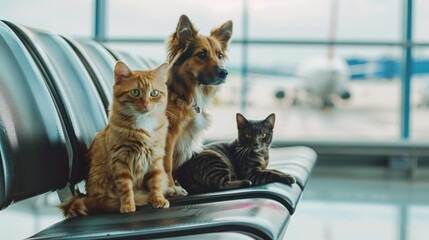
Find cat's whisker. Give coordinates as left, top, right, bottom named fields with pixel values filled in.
left=240, top=147, right=251, bottom=160
left=239, top=149, right=247, bottom=160
left=235, top=146, right=245, bottom=160
left=121, top=114, right=131, bottom=121
left=245, top=147, right=252, bottom=157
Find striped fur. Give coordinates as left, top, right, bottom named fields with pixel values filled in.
left=60, top=62, right=171, bottom=217
left=177, top=113, right=296, bottom=194
left=163, top=15, right=233, bottom=196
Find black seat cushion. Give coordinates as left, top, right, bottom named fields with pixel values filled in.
left=6, top=22, right=108, bottom=184
left=28, top=199, right=290, bottom=240
left=64, top=37, right=116, bottom=111
left=269, top=146, right=317, bottom=189
left=169, top=182, right=302, bottom=214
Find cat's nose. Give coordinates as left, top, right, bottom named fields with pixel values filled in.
left=141, top=104, right=149, bottom=112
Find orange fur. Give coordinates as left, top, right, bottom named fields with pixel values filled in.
left=60, top=62, right=171, bottom=217
left=164, top=15, right=233, bottom=195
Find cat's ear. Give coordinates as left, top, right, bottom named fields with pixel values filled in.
left=211, top=20, right=233, bottom=50
left=176, top=15, right=197, bottom=46
left=114, top=61, right=133, bottom=84
left=236, top=113, right=248, bottom=129
left=152, top=63, right=168, bottom=83
left=263, top=113, right=276, bottom=129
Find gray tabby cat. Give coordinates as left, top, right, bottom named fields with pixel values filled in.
left=177, top=113, right=296, bottom=194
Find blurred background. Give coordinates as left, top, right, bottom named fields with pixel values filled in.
left=1, top=0, right=429, bottom=239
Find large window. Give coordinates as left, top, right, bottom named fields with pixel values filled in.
left=247, top=0, right=401, bottom=41
left=1, top=0, right=426, bottom=142
left=415, top=0, right=429, bottom=42
left=104, top=0, right=422, bottom=141
left=107, top=0, right=243, bottom=39
left=0, top=1, right=428, bottom=240
left=0, top=0, right=93, bottom=37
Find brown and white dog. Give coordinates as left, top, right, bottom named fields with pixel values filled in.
left=164, top=15, right=233, bottom=195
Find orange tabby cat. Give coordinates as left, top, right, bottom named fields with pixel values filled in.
left=60, top=61, right=171, bottom=217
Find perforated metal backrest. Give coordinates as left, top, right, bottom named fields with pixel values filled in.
left=0, top=22, right=71, bottom=209
left=5, top=22, right=108, bottom=184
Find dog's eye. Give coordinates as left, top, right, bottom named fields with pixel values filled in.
left=197, top=51, right=207, bottom=59
left=218, top=52, right=223, bottom=60
left=130, top=89, right=141, bottom=97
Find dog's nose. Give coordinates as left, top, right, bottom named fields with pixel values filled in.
left=217, top=67, right=228, bottom=79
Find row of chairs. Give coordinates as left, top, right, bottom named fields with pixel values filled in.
left=0, top=20, right=317, bottom=239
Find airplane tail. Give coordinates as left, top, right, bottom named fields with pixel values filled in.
left=59, top=191, right=150, bottom=218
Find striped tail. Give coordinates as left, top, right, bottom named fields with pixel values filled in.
left=59, top=191, right=150, bottom=218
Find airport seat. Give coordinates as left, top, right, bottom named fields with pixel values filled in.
left=63, top=37, right=117, bottom=112
left=0, top=20, right=317, bottom=239
left=269, top=146, right=317, bottom=189
left=4, top=21, right=108, bottom=185
left=64, top=37, right=160, bottom=111
left=28, top=198, right=289, bottom=240
left=169, top=181, right=302, bottom=214
left=106, top=47, right=154, bottom=69
left=0, top=21, right=70, bottom=209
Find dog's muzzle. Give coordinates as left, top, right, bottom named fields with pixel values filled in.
left=211, top=66, right=228, bottom=85
left=217, top=67, right=228, bottom=79
left=197, top=66, right=229, bottom=85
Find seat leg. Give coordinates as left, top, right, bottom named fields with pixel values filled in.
left=56, top=184, right=79, bottom=203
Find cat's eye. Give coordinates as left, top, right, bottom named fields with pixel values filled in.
left=150, top=89, right=160, bottom=97
left=245, top=134, right=252, bottom=139
left=197, top=51, right=207, bottom=59
left=218, top=52, right=223, bottom=60
left=261, top=133, right=267, bottom=139
left=130, top=89, right=141, bottom=97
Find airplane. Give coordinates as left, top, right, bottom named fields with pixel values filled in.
left=290, top=55, right=352, bottom=107
left=286, top=0, right=352, bottom=108
left=218, top=0, right=353, bottom=109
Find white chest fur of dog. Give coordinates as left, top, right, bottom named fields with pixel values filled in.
left=173, top=86, right=213, bottom=170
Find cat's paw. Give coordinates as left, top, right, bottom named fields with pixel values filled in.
left=166, top=185, right=188, bottom=197
left=241, top=180, right=252, bottom=187
left=120, top=202, right=136, bottom=213
left=283, top=174, right=296, bottom=184
left=165, top=187, right=176, bottom=197
left=151, top=197, right=170, bottom=209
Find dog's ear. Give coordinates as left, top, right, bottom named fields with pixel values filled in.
left=211, top=20, right=233, bottom=50
left=176, top=15, right=197, bottom=45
